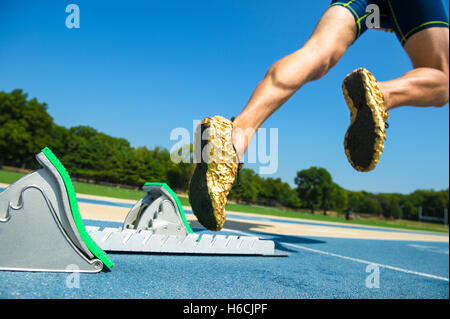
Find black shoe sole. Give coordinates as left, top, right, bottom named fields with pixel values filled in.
left=188, top=162, right=220, bottom=231
left=343, top=69, right=386, bottom=172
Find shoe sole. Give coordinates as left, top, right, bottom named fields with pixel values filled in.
left=189, top=163, right=221, bottom=230
left=189, top=123, right=222, bottom=230
left=343, top=68, right=387, bottom=172
left=188, top=119, right=237, bottom=231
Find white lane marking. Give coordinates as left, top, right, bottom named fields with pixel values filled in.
left=224, top=228, right=450, bottom=282
left=408, top=244, right=449, bottom=255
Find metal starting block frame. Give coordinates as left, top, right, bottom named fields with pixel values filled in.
left=86, top=183, right=282, bottom=256
left=0, top=148, right=114, bottom=273
left=0, top=148, right=283, bottom=273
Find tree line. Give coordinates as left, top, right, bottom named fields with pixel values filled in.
left=1, top=89, right=448, bottom=221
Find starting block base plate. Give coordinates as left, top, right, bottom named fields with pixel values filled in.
left=86, top=225, right=286, bottom=257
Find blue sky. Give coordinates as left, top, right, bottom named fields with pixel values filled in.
left=0, top=0, right=448, bottom=194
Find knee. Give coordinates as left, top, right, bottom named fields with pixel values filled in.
left=310, top=52, right=341, bottom=81
left=306, top=42, right=345, bottom=81
left=266, top=61, right=305, bottom=91
left=267, top=46, right=344, bottom=90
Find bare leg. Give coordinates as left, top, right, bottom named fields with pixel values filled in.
left=232, top=6, right=357, bottom=158
left=378, top=27, right=449, bottom=111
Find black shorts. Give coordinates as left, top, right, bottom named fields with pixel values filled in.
left=330, top=0, right=449, bottom=45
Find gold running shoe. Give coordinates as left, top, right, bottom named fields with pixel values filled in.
left=188, top=116, right=241, bottom=231
left=342, top=68, right=389, bottom=172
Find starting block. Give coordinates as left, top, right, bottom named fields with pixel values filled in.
left=86, top=183, right=281, bottom=256
left=0, top=148, right=283, bottom=273
left=0, top=148, right=113, bottom=273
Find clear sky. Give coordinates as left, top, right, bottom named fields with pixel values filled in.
left=0, top=0, right=448, bottom=194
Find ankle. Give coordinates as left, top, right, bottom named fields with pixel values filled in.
left=231, top=127, right=246, bottom=162
left=232, top=114, right=261, bottom=161
left=378, top=82, right=392, bottom=111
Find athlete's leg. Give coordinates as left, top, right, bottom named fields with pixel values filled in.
left=189, top=4, right=362, bottom=230
left=378, top=27, right=449, bottom=111
left=232, top=6, right=357, bottom=158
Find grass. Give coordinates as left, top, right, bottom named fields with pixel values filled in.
left=0, top=170, right=26, bottom=185
left=1, top=169, right=448, bottom=233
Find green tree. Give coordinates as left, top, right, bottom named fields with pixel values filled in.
left=295, top=167, right=334, bottom=214
left=277, top=182, right=302, bottom=209
left=229, top=168, right=260, bottom=203
left=167, top=144, right=194, bottom=191
left=331, top=184, right=349, bottom=213
left=348, top=191, right=383, bottom=216
left=0, top=89, right=54, bottom=167
left=377, top=194, right=403, bottom=219
left=409, top=189, right=449, bottom=219
left=257, top=177, right=301, bottom=208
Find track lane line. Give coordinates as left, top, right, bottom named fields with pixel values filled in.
left=224, top=228, right=450, bottom=282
